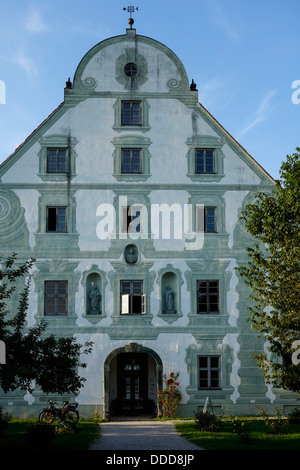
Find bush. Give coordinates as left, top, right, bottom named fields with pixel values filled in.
left=195, top=411, right=222, bottom=432
left=288, top=408, right=300, bottom=424
left=256, top=405, right=288, bottom=435
left=0, top=406, right=11, bottom=435
left=26, top=423, right=56, bottom=446
left=157, top=372, right=182, bottom=418
left=232, top=418, right=252, bottom=445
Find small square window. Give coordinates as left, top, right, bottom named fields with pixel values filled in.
left=47, top=207, right=67, bottom=232
left=197, top=280, right=219, bottom=313
left=120, top=280, right=145, bottom=314
left=198, top=356, right=220, bottom=389
left=195, top=149, right=215, bottom=174
left=196, top=207, right=217, bottom=233
left=121, top=101, right=142, bottom=126
left=47, top=148, right=68, bottom=173
left=121, top=149, right=142, bottom=173
left=121, top=206, right=142, bottom=233
left=44, top=280, right=68, bottom=315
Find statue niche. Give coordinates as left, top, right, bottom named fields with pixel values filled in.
left=87, top=274, right=102, bottom=315
left=162, top=272, right=177, bottom=315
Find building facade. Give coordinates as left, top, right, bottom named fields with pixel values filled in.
left=0, top=27, right=297, bottom=418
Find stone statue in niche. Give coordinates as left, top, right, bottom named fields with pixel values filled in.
left=164, top=286, right=175, bottom=314
left=89, top=282, right=100, bottom=314
left=125, top=245, right=138, bottom=264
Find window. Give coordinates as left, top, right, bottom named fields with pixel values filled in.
left=120, top=280, right=145, bottom=314
left=121, top=101, right=142, bottom=126
left=44, top=281, right=68, bottom=315
left=197, top=280, right=219, bottom=313
left=198, top=356, right=220, bottom=389
left=47, top=148, right=68, bottom=173
left=124, top=63, right=138, bottom=77
left=196, top=207, right=217, bottom=233
left=47, top=207, right=67, bottom=232
left=195, top=149, right=215, bottom=174
left=121, top=206, right=142, bottom=233
left=121, top=149, right=142, bottom=173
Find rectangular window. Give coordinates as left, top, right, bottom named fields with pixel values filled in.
left=120, top=280, right=145, bottom=314
left=47, top=207, right=67, bottom=232
left=195, top=149, right=215, bottom=173
left=121, top=149, right=142, bottom=173
left=121, top=206, right=142, bottom=233
left=198, top=356, right=220, bottom=389
left=196, top=207, right=217, bottom=233
left=197, top=280, right=219, bottom=313
left=44, top=281, right=68, bottom=315
left=121, top=101, right=142, bottom=125
left=47, top=148, right=68, bottom=173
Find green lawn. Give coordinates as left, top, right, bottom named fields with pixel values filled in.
left=175, top=419, right=300, bottom=451
left=0, top=418, right=101, bottom=450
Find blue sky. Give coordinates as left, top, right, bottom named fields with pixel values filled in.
left=0, top=0, right=299, bottom=180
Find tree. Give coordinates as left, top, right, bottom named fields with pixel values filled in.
left=236, top=149, right=300, bottom=393
left=0, top=253, right=93, bottom=394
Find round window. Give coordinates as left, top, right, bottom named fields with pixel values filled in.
left=124, top=63, right=138, bottom=77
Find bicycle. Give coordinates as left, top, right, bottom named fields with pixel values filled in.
left=39, top=400, right=79, bottom=427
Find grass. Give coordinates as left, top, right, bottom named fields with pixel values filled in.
left=0, top=418, right=101, bottom=450
left=1, top=415, right=300, bottom=451
left=175, top=418, right=300, bottom=451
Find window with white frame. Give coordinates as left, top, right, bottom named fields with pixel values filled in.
left=198, top=356, right=221, bottom=389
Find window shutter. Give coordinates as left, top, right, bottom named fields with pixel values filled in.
left=141, top=294, right=146, bottom=314
left=121, top=294, right=129, bottom=314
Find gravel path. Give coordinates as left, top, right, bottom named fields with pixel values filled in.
left=90, top=420, right=202, bottom=450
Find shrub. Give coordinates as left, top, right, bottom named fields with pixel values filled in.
left=256, top=405, right=288, bottom=435
left=195, top=411, right=222, bottom=432
left=157, top=372, right=182, bottom=418
left=0, top=406, right=11, bottom=435
left=288, top=408, right=300, bottom=424
left=232, top=418, right=252, bottom=445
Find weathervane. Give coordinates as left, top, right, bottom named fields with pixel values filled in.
left=123, top=4, right=139, bottom=29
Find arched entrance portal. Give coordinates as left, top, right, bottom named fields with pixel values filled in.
left=104, top=343, right=163, bottom=418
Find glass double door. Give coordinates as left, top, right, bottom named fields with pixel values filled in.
left=117, top=353, right=148, bottom=415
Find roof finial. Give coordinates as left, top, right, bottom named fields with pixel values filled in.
left=123, top=4, right=139, bottom=29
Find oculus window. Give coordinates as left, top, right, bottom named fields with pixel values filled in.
left=124, top=63, right=138, bottom=77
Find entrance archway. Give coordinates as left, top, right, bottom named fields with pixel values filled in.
left=104, top=343, right=163, bottom=418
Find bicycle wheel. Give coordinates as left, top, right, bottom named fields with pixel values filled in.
left=39, top=410, right=55, bottom=424
left=64, top=409, right=79, bottom=424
